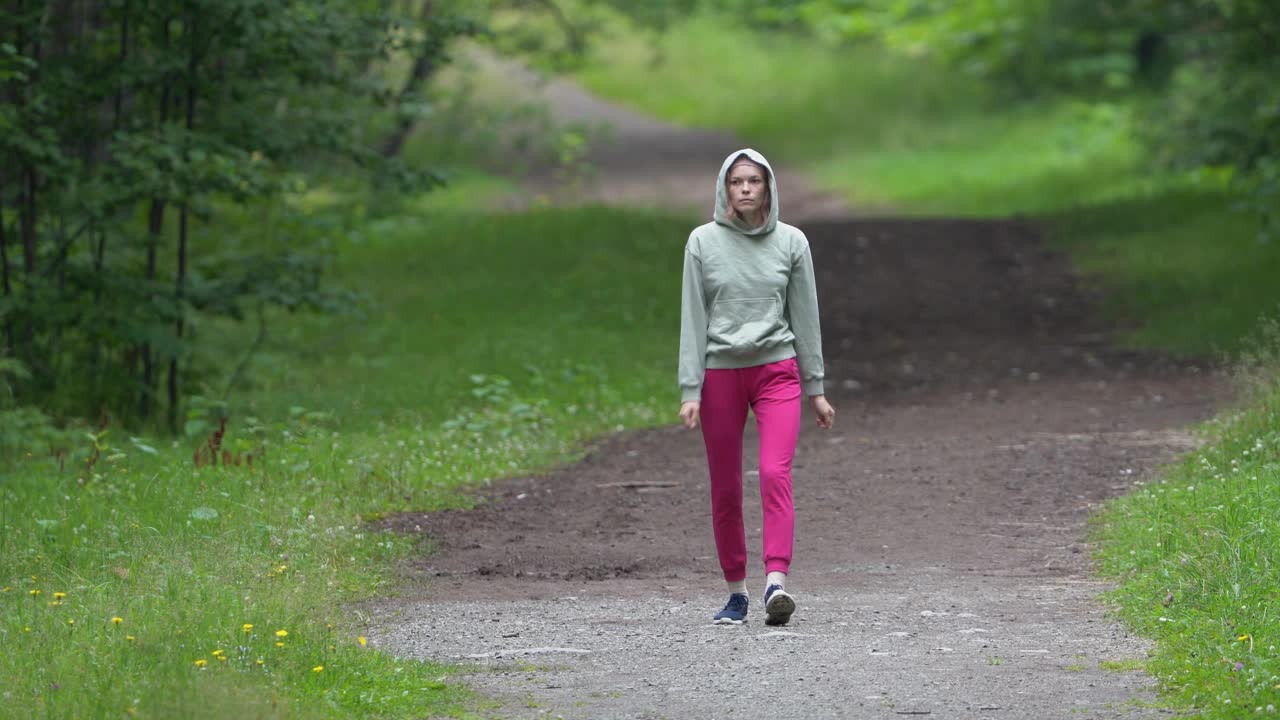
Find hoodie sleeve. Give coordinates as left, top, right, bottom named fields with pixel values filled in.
left=787, top=233, right=826, bottom=396
left=678, top=236, right=709, bottom=404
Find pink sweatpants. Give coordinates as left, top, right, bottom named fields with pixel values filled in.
left=700, top=357, right=802, bottom=582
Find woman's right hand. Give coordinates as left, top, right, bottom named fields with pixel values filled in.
left=679, top=401, right=701, bottom=429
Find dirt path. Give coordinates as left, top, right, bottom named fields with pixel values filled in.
left=367, top=67, right=1221, bottom=718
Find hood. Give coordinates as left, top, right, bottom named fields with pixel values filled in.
left=714, top=148, right=779, bottom=236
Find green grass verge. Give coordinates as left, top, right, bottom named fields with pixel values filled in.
left=572, top=13, right=1164, bottom=217
left=1093, top=329, right=1280, bottom=717
left=1045, top=188, right=1280, bottom=357
left=0, top=203, right=691, bottom=719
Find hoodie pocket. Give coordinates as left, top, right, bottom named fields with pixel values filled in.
left=708, top=297, right=781, bottom=352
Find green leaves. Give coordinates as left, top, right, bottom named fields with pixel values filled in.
left=0, top=0, right=463, bottom=431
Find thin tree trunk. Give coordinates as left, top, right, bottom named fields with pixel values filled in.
left=19, top=161, right=37, bottom=280
left=7, top=1, right=28, bottom=357
left=169, top=205, right=187, bottom=432
left=379, top=1, right=436, bottom=159
left=0, top=177, right=13, bottom=354
left=168, top=4, right=199, bottom=432
left=87, top=227, right=106, bottom=410
left=140, top=16, right=172, bottom=420
left=92, top=0, right=128, bottom=410
left=113, top=0, right=130, bottom=129
left=17, top=0, right=42, bottom=355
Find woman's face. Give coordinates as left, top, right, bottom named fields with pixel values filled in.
left=727, top=161, right=768, bottom=220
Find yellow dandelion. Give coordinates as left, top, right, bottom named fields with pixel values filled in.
left=48, top=601, right=62, bottom=607
left=217, top=655, right=228, bottom=662
left=358, top=636, right=367, bottom=646
left=1239, top=634, right=1251, bottom=642
left=211, top=649, right=225, bottom=658
left=312, top=665, right=324, bottom=673
left=29, top=589, right=40, bottom=597
left=326, top=623, right=334, bottom=630
left=242, top=623, right=254, bottom=634
left=275, top=641, right=285, bottom=648
left=255, top=658, right=264, bottom=666
left=275, top=629, right=288, bottom=638
left=23, top=627, right=31, bottom=633
left=111, top=617, right=124, bottom=625
left=126, top=635, right=136, bottom=642
left=53, top=592, right=66, bottom=601
left=67, top=619, right=75, bottom=626
left=1, top=586, right=10, bottom=593
left=194, top=659, right=207, bottom=668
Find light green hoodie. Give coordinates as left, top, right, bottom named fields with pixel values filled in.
left=678, top=148, right=825, bottom=404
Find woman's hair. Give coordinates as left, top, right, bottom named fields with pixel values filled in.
left=725, top=154, right=772, bottom=224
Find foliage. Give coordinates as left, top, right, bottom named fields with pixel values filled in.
left=0, top=0, right=476, bottom=432
left=563, top=0, right=1276, bottom=234
left=0, top=202, right=689, bottom=718
left=742, top=0, right=1280, bottom=234
left=0, top=357, right=70, bottom=462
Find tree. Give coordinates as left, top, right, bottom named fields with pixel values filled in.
left=0, top=0, right=451, bottom=430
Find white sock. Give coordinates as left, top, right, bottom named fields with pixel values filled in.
left=766, top=571, right=787, bottom=589
left=727, top=579, right=747, bottom=595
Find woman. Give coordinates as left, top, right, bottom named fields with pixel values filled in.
left=678, top=148, right=835, bottom=626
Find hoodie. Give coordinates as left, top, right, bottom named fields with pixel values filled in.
left=678, top=148, right=826, bottom=404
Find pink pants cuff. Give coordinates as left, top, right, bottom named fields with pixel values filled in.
left=700, top=357, right=801, bottom=583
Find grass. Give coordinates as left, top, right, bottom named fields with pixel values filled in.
left=1093, top=325, right=1280, bottom=717
left=1099, top=658, right=1147, bottom=673
left=1046, top=187, right=1280, bottom=357
left=0, top=200, right=692, bottom=718
left=572, top=13, right=1167, bottom=217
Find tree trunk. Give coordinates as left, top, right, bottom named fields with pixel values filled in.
left=0, top=178, right=12, bottom=354
left=379, top=0, right=436, bottom=159
left=20, top=161, right=37, bottom=280
left=140, top=16, right=172, bottom=420
left=169, top=204, right=187, bottom=432
left=531, top=0, right=584, bottom=57
left=169, top=5, right=199, bottom=433
left=113, top=0, right=131, bottom=132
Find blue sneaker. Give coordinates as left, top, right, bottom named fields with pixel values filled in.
left=713, top=593, right=749, bottom=625
left=764, top=585, right=795, bottom=626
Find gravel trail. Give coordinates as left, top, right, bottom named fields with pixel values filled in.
left=366, top=66, right=1219, bottom=719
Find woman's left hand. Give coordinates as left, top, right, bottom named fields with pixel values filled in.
left=810, top=395, right=835, bottom=429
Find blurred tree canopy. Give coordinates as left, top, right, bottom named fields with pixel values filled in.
left=715, top=0, right=1280, bottom=232
left=505, top=0, right=1276, bottom=232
